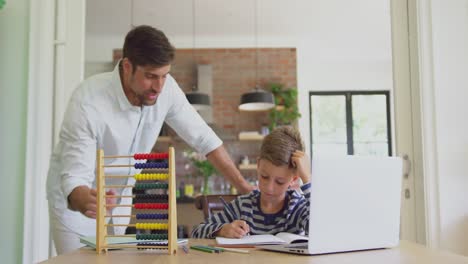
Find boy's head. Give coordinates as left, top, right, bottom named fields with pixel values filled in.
left=257, top=126, right=304, bottom=199
left=259, top=126, right=304, bottom=168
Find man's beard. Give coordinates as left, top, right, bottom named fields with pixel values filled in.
left=139, top=92, right=158, bottom=106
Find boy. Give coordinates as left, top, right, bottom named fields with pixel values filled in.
left=191, top=126, right=311, bottom=238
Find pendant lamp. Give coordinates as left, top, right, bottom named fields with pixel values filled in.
left=238, top=0, right=275, bottom=111
left=186, top=0, right=211, bottom=111
left=187, top=86, right=211, bottom=111
left=239, top=86, right=275, bottom=111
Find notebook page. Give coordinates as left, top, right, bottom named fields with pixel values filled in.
left=274, top=232, right=308, bottom=244
left=216, top=234, right=286, bottom=245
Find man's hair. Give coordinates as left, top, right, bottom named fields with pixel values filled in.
left=122, top=25, right=175, bottom=71
left=259, top=126, right=304, bottom=168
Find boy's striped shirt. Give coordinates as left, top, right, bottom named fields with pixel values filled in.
left=191, top=183, right=311, bottom=238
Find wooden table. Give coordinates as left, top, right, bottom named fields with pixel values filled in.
left=40, top=239, right=468, bottom=264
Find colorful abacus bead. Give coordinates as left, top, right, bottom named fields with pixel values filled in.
left=134, top=162, right=168, bottom=169
left=136, top=233, right=168, bottom=240
left=134, top=182, right=168, bottom=190
left=135, top=213, right=169, bottom=220
left=134, top=173, right=169, bottom=181
left=133, top=194, right=169, bottom=203
left=133, top=153, right=169, bottom=160
left=134, top=203, right=169, bottom=210
left=135, top=223, right=168, bottom=230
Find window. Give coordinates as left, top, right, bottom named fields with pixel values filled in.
left=309, top=91, right=391, bottom=156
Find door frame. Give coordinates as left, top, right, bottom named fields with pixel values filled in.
left=23, top=0, right=56, bottom=262
left=390, top=0, right=423, bottom=243
left=390, top=0, right=441, bottom=247
left=23, top=0, right=86, bottom=262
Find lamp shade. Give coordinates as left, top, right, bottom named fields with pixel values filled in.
left=186, top=92, right=211, bottom=111
left=238, top=88, right=275, bottom=111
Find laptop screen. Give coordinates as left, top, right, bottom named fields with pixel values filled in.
left=307, top=155, right=402, bottom=254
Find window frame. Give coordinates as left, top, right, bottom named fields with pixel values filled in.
left=309, top=90, right=392, bottom=156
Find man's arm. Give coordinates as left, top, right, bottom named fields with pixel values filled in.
left=162, top=77, right=253, bottom=193
left=206, top=145, right=254, bottom=194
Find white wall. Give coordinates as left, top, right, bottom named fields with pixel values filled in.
left=428, top=0, right=468, bottom=255
left=0, top=0, right=29, bottom=263
left=85, top=0, right=393, bottom=152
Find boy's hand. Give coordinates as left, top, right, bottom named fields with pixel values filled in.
left=291, top=150, right=311, bottom=184
left=216, top=220, right=250, bottom=238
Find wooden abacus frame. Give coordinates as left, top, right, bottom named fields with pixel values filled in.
left=95, top=147, right=178, bottom=254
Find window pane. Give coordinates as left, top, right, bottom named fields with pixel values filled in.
left=352, top=95, right=389, bottom=156
left=310, top=95, right=347, bottom=156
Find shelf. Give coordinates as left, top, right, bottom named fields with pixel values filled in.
left=239, top=164, right=257, bottom=170
left=156, top=136, right=172, bottom=143
left=238, top=134, right=264, bottom=141
left=275, top=105, right=285, bottom=111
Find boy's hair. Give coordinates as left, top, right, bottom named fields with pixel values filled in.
left=259, top=126, right=304, bottom=168
left=122, top=25, right=175, bottom=72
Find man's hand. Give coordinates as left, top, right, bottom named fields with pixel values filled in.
left=216, top=220, right=250, bottom=238
left=291, top=150, right=311, bottom=184
left=68, top=186, right=117, bottom=218
left=105, top=189, right=117, bottom=215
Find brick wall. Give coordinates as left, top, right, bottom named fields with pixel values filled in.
left=171, top=48, right=297, bottom=136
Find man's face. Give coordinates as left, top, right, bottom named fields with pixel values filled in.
left=257, top=159, right=297, bottom=202
left=123, top=59, right=171, bottom=106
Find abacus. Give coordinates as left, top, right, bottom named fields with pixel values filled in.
left=95, top=147, right=178, bottom=254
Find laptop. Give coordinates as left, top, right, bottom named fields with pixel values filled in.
left=257, top=155, right=403, bottom=255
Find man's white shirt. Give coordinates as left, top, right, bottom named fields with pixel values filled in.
left=46, top=64, right=222, bottom=236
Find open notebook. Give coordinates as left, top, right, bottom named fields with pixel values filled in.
left=80, top=236, right=188, bottom=249
left=215, top=232, right=308, bottom=246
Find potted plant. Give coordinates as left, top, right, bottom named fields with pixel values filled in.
left=183, top=149, right=217, bottom=195
left=268, top=83, right=301, bottom=130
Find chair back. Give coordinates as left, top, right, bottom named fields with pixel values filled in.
left=194, top=194, right=238, bottom=219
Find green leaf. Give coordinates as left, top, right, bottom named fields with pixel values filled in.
left=268, top=83, right=300, bottom=128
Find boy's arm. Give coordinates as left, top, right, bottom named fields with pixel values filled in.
left=191, top=199, right=240, bottom=238
left=190, top=215, right=227, bottom=239
left=291, top=151, right=311, bottom=184
left=294, top=182, right=311, bottom=233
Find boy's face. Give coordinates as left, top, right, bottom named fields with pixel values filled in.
left=257, top=159, right=298, bottom=201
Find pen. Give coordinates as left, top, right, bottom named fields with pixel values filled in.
left=219, top=196, right=250, bottom=236
left=182, top=245, right=189, bottom=253
left=194, top=245, right=222, bottom=253
left=219, top=196, right=234, bottom=216
left=213, top=247, right=250, bottom=254
left=190, top=245, right=215, bottom=253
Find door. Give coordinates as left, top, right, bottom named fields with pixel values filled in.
left=390, top=0, right=425, bottom=243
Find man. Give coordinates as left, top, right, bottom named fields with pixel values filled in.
left=46, top=25, right=253, bottom=254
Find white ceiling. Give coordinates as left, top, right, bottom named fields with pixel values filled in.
left=86, top=0, right=392, bottom=62
left=86, top=0, right=306, bottom=39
